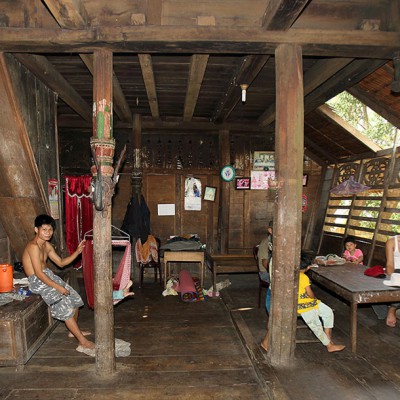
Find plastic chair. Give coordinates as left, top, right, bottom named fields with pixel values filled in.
left=139, top=237, right=162, bottom=288
left=253, top=245, right=269, bottom=308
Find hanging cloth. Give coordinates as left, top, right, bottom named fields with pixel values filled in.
left=135, top=235, right=158, bottom=263
left=121, top=194, right=151, bottom=243
left=330, top=176, right=370, bottom=196
left=81, top=239, right=132, bottom=309
left=65, top=175, right=93, bottom=268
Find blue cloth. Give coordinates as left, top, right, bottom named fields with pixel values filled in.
left=265, top=287, right=271, bottom=314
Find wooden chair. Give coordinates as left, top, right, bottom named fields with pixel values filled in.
left=253, top=245, right=269, bottom=308
left=139, top=237, right=162, bottom=288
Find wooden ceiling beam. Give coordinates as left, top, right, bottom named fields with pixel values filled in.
left=303, top=59, right=387, bottom=116
left=57, top=115, right=265, bottom=132
left=262, top=0, right=310, bottom=30
left=183, top=54, right=209, bottom=122
left=304, top=133, right=338, bottom=165
left=317, top=104, right=381, bottom=152
left=13, top=53, right=92, bottom=121
left=79, top=54, right=132, bottom=123
left=348, top=85, right=400, bottom=129
left=212, top=55, right=270, bottom=123
left=138, top=54, right=159, bottom=119
left=0, top=27, right=398, bottom=58
left=258, top=57, right=353, bottom=127
left=42, top=1, right=132, bottom=123
left=213, top=0, right=307, bottom=124
left=42, top=0, right=89, bottom=29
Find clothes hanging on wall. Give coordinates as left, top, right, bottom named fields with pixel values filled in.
left=64, top=175, right=93, bottom=268
left=121, top=194, right=151, bottom=243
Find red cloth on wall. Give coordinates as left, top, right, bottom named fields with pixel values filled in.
left=65, top=175, right=93, bottom=268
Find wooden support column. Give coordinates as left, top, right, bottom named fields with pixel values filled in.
left=91, top=49, right=115, bottom=375
left=132, top=113, right=142, bottom=195
left=268, top=44, right=304, bottom=367
left=218, top=129, right=230, bottom=253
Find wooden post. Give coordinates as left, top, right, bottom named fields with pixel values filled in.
left=132, top=113, right=142, bottom=195
left=91, top=49, right=115, bottom=375
left=218, top=129, right=230, bottom=253
left=267, top=44, right=304, bottom=367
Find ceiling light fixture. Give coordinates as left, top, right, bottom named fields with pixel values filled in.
left=240, top=84, right=248, bottom=104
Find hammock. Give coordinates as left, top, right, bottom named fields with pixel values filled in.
left=82, top=228, right=132, bottom=309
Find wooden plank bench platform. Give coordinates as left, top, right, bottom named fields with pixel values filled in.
left=207, top=254, right=257, bottom=274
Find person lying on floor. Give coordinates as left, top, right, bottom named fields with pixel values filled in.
left=22, top=214, right=95, bottom=352
left=261, top=254, right=345, bottom=353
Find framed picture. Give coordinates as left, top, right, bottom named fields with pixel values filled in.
left=204, top=186, right=217, bottom=202
left=303, top=174, right=308, bottom=187
left=250, top=170, right=276, bottom=190
left=235, top=177, right=251, bottom=190
left=253, top=151, right=275, bottom=171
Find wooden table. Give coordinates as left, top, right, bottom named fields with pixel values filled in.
left=309, top=263, right=400, bottom=352
left=162, top=251, right=206, bottom=289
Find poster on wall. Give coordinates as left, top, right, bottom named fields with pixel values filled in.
left=253, top=151, right=275, bottom=171
left=250, top=171, right=275, bottom=190
left=184, top=177, right=202, bottom=211
left=48, top=178, right=60, bottom=219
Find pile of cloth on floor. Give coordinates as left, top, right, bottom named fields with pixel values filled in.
left=162, top=270, right=231, bottom=302
left=77, top=338, right=131, bottom=357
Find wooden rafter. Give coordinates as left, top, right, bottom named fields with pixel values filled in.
left=42, top=0, right=89, bottom=29
left=214, top=0, right=307, bottom=123
left=13, top=53, right=91, bottom=121
left=79, top=54, right=132, bottom=123
left=42, top=1, right=132, bottom=123
left=304, top=59, right=387, bottom=116
left=183, top=54, right=209, bottom=122
left=304, top=134, right=338, bottom=165
left=212, top=55, right=270, bottom=123
left=348, top=85, right=400, bottom=130
left=138, top=54, right=159, bottom=119
left=317, top=104, right=381, bottom=152
left=262, top=0, right=310, bottom=30
left=258, top=58, right=353, bottom=127
left=0, top=27, right=398, bottom=58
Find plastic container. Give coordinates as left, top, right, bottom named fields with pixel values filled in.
left=0, top=263, right=13, bottom=293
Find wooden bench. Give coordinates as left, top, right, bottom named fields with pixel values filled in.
left=203, top=253, right=257, bottom=296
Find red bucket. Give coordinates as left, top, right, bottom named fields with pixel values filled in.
left=0, top=263, right=13, bottom=293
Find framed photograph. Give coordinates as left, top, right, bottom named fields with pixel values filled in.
left=303, top=174, right=308, bottom=187
left=253, top=151, right=275, bottom=171
left=204, top=186, right=217, bottom=202
left=235, top=177, right=251, bottom=190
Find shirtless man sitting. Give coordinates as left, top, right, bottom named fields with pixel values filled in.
left=22, top=214, right=95, bottom=351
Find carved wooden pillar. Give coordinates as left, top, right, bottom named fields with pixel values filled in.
left=268, top=44, right=304, bottom=367
left=91, top=49, right=115, bottom=375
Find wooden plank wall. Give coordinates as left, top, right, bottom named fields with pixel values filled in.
left=61, top=129, right=322, bottom=256
left=0, top=54, right=58, bottom=261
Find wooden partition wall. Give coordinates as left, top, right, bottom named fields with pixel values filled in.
left=319, top=147, right=400, bottom=266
